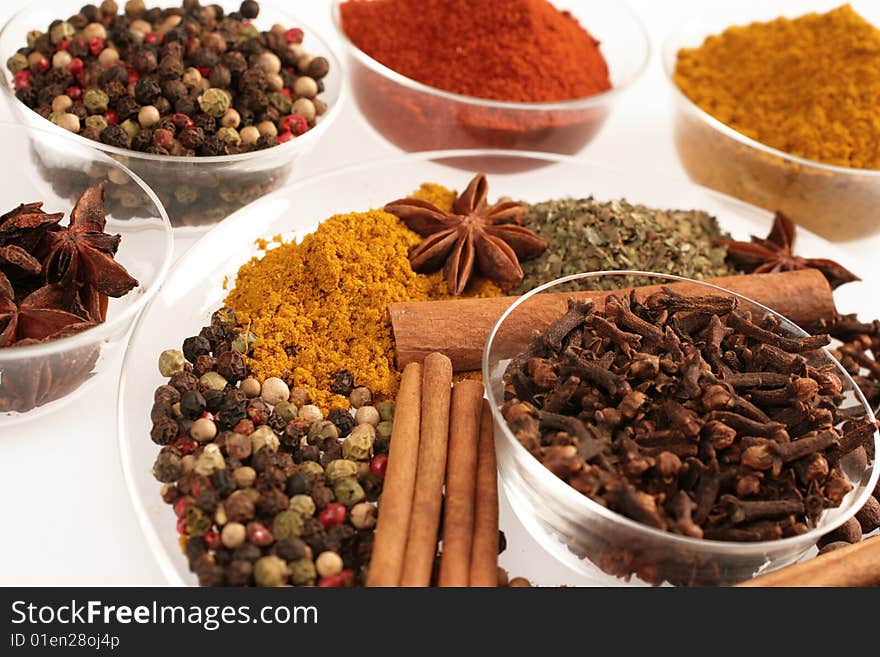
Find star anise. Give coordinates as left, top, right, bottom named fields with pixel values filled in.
left=719, top=211, right=859, bottom=290
left=0, top=283, right=94, bottom=348
left=39, top=182, right=139, bottom=321
left=385, top=174, right=548, bottom=295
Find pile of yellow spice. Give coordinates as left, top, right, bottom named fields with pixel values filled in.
left=225, top=183, right=500, bottom=410
left=674, top=4, right=880, bottom=169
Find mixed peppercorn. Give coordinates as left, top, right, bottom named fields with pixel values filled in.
left=8, top=0, right=331, bottom=156
left=150, top=306, right=390, bottom=586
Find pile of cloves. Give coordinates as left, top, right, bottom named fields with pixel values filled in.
left=502, top=288, right=876, bottom=551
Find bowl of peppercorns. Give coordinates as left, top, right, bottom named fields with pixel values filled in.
left=0, top=0, right=344, bottom=228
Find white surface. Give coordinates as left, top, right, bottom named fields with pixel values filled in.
left=1, top=0, right=878, bottom=586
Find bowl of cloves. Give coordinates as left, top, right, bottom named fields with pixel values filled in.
left=484, top=270, right=879, bottom=586
left=0, top=122, right=172, bottom=424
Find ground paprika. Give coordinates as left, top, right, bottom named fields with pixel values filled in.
left=339, top=0, right=611, bottom=102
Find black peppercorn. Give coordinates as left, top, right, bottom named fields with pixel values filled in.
left=255, top=133, right=277, bottom=149
left=192, top=48, right=219, bottom=69
left=114, top=95, right=141, bottom=120
left=320, top=442, right=342, bottom=467
left=158, top=56, right=184, bottom=80
left=272, top=537, right=307, bottom=561
left=195, top=488, right=219, bottom=514
left=154, top=96, right=171, bottom=115
left=329, top=370, right=355, bottom=396
left=155, top=116, right=177, bottom=134
left=182, top=335, right=212, bottom=362
left=211, top=468, right=236, bottom=498
left=15, top=87, right=36, bottom=108
left=208, top=64, right=231, bottom=89
left=310, top=485, right=335, bottom=510
left=150, top=416, right=179, bottom=445
left=224, top=560, right=253, bottom=586
left=134, top=77, right=161, bottom=105
left=178, top=125, right=205, bottom=149
left=232, top=544, right=261, bottom=563
left=161, top=78, right=187, bottom=102
left=169, top=370, right=199, bottom=394
left=297, top=443, right=320, bottom=463
left=193, top=354, right=217, bottom=377
left=216, top=350, right=247, bottom=382
left=194, top=562, right=224, bottom=587
left=180, top=389, right=207, bottom=420
left=133, top=48, right=158, bottom=74
left=256, top=467, right=286, bottom=492
left=152, top=449, right=183, bottom=481
left=99, top=65, right=129, bottom=86
left=150, top=400, right=172, bottom=424
left=154, top=384, right=181, bottom=405
left=240, top=0, right=259, bottom=19
left=203, top=388, right=225, bottom=413
left=327, top=408, right=355, bottom=438
left=198, top=134, right=226, bottom=156
left=100, top=124, right=131, bottom=148
left=256, top=488, right=289, bottom=518
left=185, top=536, right=209, bottom=561
left=285, top=472, right=310, bottom=496
left=193, top=113, right=216, bottom=133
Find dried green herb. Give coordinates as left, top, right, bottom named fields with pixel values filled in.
left=514, top=197, right=737, bottom=293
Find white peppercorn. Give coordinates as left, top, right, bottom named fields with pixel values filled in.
left=350, top=502, right=377, bottom=530
left=298, top=404, right=323, bottom=424
left=52, top=51, right=72, bottom=69
left=51, top=94, right=73, bottom=114
left=138, top=105, right=161, bottom=128
left=221, top=108, right=241, bottom=128
left=256, top=51, right=282, bottom=74
left=56, top=112, right=80, bottom=133
left=348, top=386, right=372, bottom=408
left=221, top=521, right=246, bottom=548
left=240, top=377, right=261, bottom=398
left=190, top=417, right=218, bottom=442
left=315, top=551, right=343, bottom=578
left=97, top=47, right=119, bottom=66
left=261, top=377, right=290, bottom=405
left=233, top=466, right=256, bottom=488
left=240, top=125, right=260, bottom=145
left=293, top=76, right=318, bottom=98
left=291, top=97, right=316, bottom=122
left=256, top=120, right=277, bottom=137
left=355, top=405, right=380, bottom=427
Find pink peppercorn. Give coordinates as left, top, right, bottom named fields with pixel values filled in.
left=12, top=70, right=31, bottom=90
left=318, top=503, right=346, bottom=528
left=56, top=39, right=70, bottom=52
left=174, top=496, right=195, bottom=518
left=145, top=32, right=159, bottom=45
left=176, top=516, right=187, bottom=534
left=276, top=131, right=294, bottom=144
left=204, top=530, right=221, bottom=549
left=66, top=86, right=82, bottom=100
left=126, top=66, right=139, bottom=84
left=172, top=435, right=197, bottom=455
left=285, top=28, right=303, bottom=44
left=68, top=57, right=84, bottom=76
left=233, top=418, right=255, bottom=436
left=246, top=522, right=274, bottom=547
left=36, top=57, right=49, bottom=72
left=199, top=411, right=215, bottom=421
left=318, top=569, right=355, bottom=587
left=88, top=37, right=105, bottom=56
left=282, top=114, right=308, bottom=135
left=370, top=454, right=388, bottom=477
left=104, top=109, right=118, bottom=125
left=171, top=113, right=194, bottom=129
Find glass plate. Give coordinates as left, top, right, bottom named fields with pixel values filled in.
left=117, top=150, right=872, bottom=586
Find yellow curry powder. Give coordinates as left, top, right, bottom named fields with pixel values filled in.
left=674, top=5, right=880, bottom=169
left=225, top=184, right=500, bottom=409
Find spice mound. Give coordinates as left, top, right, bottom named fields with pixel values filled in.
left=674, top=5, right=880, bottom=169
left=502, top=288, right=874, bottom=545
left=9, top=0, right=331, bottom=156
left=515, top=197, right=733, bottom=293
left=339, top=0, right=611, bottom=103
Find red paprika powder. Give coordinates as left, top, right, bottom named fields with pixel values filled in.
left=339, top=0, right=611, bottom=102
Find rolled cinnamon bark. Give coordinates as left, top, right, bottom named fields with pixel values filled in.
left=736, top=535, right=880, bottom=587
left=390, top=269, right=836, bottom=372
left=437, top=380, right=484, bottom=587
left=400, top=352, right=453, bottom=587
left=470, top=399, right=500, bottom=587
left=366, top=362, right=422, bottom=587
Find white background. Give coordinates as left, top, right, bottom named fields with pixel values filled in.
left=1, top=0, right=877, bottom=585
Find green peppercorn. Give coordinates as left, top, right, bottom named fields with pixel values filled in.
left=333, top=478, right=366, bottom=507
left=198, top=87, right=231, bottom=118
left=83, top=88, right=110, bottom=114
left=232, top=331, right=258, bottom=354
left=299, top=461, right=324, bottom=477
left=272, top=509, right=304, bottom=540
left=375, top=402, right=394, bottom=422
left=85, top=114, right=109, bottom=132
left=158, top=349, right=186, bottom=377
left=376, top=420, right=393, bottom=441
left=288, top=558, right=316, bottom=586
left=325, top=459, right=358, bottom=484
left=185, top=506, right=212, bottom=537
left=49, top=21, right=75, bottom=45
left=250, top=425, right=279, bottom=454
left=120, top=118, right=140, bottom=140
left=268, top=91, right=292, bottom=114
left=6, top=53, right=27, bottom=74
left=174, top=186, right=199, bottom=205
left=199, top=371, right=228, bottom=391
left=272, top=400, right=297, bottom=422
left=194, top=443, right=225, bottom=475
left=289, top=494, right=316, bottom=518
left=343, top=423, right=375, bottom=460
left=216, top=126, right=241, bottom=145
left=254, top=555, right=288, bottom=587
left=307, top=420, right=338, bottom=446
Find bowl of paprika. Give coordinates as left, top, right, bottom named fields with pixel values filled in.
left=334, top=0, right=648, bottom=156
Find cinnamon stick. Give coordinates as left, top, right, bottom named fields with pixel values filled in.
left=400, top=353, right=453, bottom=587
left=390, top=269, right=836, bottom=372
left=470, top=399, right=500, bottom=587
left=366, top=362, right=422, bottom=587
left=437, top=380, right=484, bottom=586
left=736, top=535, right=880, bottom=587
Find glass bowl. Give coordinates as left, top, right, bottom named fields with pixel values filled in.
left=0, top=122, right=172, bottom=425
left=484, top=270, right=880, bottom=586
left=663, top=1, right=880, bottom=243
left=0, top=0, right=345, bottom=230
left=331, top=0, right=648, bottom=154
left=117, top=149, right=869, bottom=586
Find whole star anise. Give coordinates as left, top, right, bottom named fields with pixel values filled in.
left=0, top=283, right=93, bottom=348
left=385, top=174, right=548, bottom=295
left=39, top=182, right=139, bottom=321
left=719, top=212, right=859, bottom=290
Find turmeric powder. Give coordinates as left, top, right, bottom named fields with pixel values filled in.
left=225, top=184, right=499, bottom=409
left=674, top=5, right=880, bottom=169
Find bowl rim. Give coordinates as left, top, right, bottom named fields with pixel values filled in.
left=0, top=120, right=174, bottom=362
left=661, top=21, right=880, bottom=178
left=330, top=0, right=651, bottom=111
left=0, top=0, right=347, bottom=165
left=483, top=269, right=880, bottom=555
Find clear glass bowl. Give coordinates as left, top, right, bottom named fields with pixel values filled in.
left=484, top=271, right=880, bottom=586
left=663, top=1, right=880, bottom=242
left=332, top=0, right=648, bottom=154
left=0, top=0, right=345, bottom=230
left=0, top=122, right=172, bottom=425
left=117, top=150, right=869, bottom=586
